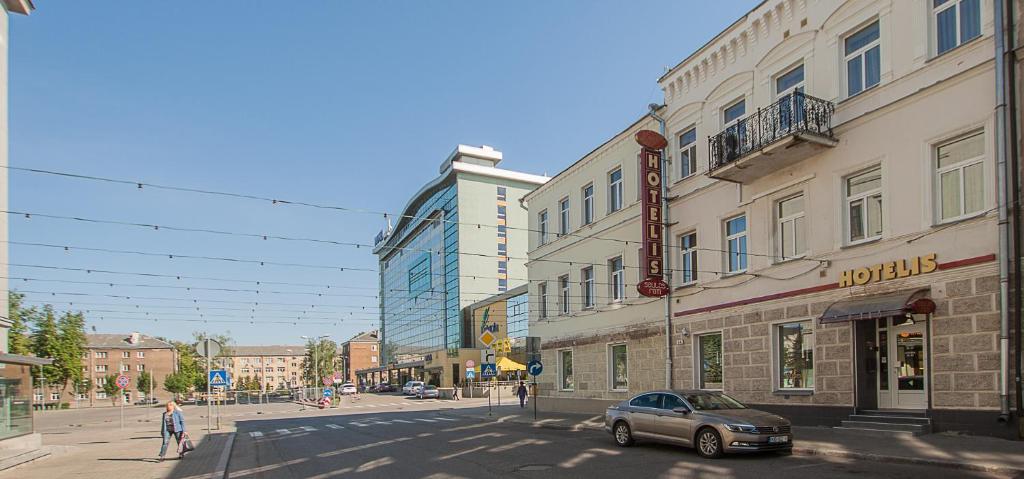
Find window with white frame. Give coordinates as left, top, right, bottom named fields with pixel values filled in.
left=678, top=127, right=697, bottom=179
left=50, top=392, right=61, bottom=401
left=558, top=275, right=570, bottom=315
left=725, top=215, right=748, bottom=273
left=559, top=349, right=574, bottom=390
left=538, top=210, right=549, bottom=245
left=582, top=184, right=594, bottom=225
left=845, top=21, right=881, bottom=96
left=559, top=197, right=570, bottom=236
left=723, top=99, right=747, bottom=146
left=33, top=392, right=43, bottom=402
left=934, top=0, right=981, bottom=56
left=95, top=365, right=107, bottom=372
left=122, top=351, right=130, bottom=359
left=538, top=282, right=548, bottom=319
left=777, top=195, right=807, bottom=261
left=137, top=351, right=145, bottom=358
left=95, top=351, right=107, bottom=359
left=697, top=333, right=723, bottom=389
left=96, top=391, right=108, bottom=399
left=776, top=64, right=805, bottom=132
left=936, top=131, right=985, bottom=222
left=582, top=266, right=595, bottom=308
left=608, top=168, right=623, bottom=213
left=679, top=232, right=697, bottom=285
left=371, top=356, right=378, bottom=363
left=371, top=344, right=378, bottom=351
left=121, top=364, right=130, bottom=372
left=137, top=364, right=145, bottom=371
left=846, top=166, right=883, bottom=243
left=609, top=344, right=628, bottom=390
left=609, top=256, right=624, bottom=302
left=776, top=321, right=814, bottom=389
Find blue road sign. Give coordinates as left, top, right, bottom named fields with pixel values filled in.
left=208, top=369, right=230, bottom=387
left=481, top=363, right=497, bottom=379
left=322, top=387, right=334, bottom=397
left=465, top=369, right=476, bottom=379
left=527, top=360, right=543, bottom=377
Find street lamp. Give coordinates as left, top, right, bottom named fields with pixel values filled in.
left=301, top=335, right=330, bottom=398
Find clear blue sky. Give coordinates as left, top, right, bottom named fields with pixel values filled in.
left=9, top=1, right=755, bottom=346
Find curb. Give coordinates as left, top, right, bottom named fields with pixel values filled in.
left=446, top=412, right=1024, bottom=476
left=211, top=432, right=236, bottom=479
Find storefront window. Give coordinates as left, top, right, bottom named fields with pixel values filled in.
left=0, top=363, right=34, bottom=440
left=777, top=321, right=814, bottom=389
left=559, top=350, right=573, bottom=390
left=698, top=334, right=723, bottom=389
left=610, top=344, right=628, bottom=390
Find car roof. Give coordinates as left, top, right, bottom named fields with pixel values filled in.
left=632, top=389, right=721, bottom=396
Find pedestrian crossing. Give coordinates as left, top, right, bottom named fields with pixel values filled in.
left=248, top=416, right=459, bottom=438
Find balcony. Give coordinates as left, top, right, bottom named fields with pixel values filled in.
left=708, top=92, right=837, bottom=183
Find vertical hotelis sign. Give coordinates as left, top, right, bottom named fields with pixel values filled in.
left=635, top=130, right=670, bottom=298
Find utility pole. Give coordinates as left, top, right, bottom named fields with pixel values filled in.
left=206, top=337, right=212, bottom=433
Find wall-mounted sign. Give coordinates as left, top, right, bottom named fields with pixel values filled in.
left=838, top=253, right=937, bottom=287
left=636, top=129, right=669, bottom=298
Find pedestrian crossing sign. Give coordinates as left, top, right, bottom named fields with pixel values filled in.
left=209, top=369, right=230, bottom=387
left=481, top=363, right=497, bottom=379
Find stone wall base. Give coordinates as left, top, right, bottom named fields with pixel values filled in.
left=746, top=404, right=852, bottom=428
left=930, top=409, right=1020, bottom=440
left=536, top=396, right=618, bottom=415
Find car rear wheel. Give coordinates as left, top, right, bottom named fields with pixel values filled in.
left=695, top=428, right=723, bottom=458
left=613, top=422, right=634, bottom=447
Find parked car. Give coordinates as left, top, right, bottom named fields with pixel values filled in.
left=339, top=383, right=358, bottom=395
left=376, top=383, right=396, bottom=393
left=134, top=398, right=159, bottom=406
left=417, top=385, right=440, bottom=399
left=605, top=390, right=792, bottom=458
left=402, top=381, right=424, bottom=395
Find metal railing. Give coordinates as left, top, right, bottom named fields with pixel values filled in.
left=709, top=92, right=835, bottom=172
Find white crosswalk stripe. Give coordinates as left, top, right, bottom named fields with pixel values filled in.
left=301, top=426, right=317, bottom=432
left=276, top=429, right=291, bottom=435
left=391, top=419, right=414, bottom=424
left=435, top=417, right=456, bottom=421
left=249, top=431, right=263, bottom=438
left=325, top=424, right=344, bottom=429
left=349, top=422, right=369, bottom=427
left=414, top=418, right=437, bottom=423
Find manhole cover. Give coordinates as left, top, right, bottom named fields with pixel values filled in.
left=517, top=464, right=553, bottom=471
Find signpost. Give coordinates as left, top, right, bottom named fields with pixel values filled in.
left=480, top=363, right=497, bottom=379
left=322, top=376, right=333, bottom=386
left=116, top=374, right=129, bottom=430
left=323, top=387, right=333, bottom=398
left=636, top=130, right=670, bottom=298
left=198, top=337, right=223, bottom=433
left=478, top=330, right=497, bottom=348
left=527, top=360, right=543, bottom=420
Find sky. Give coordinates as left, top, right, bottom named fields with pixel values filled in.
left=8, top=1, right=756, bottom=346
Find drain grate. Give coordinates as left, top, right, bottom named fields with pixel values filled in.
left=517, top=464, right=553, bottom=471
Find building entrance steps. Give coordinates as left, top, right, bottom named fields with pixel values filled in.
left=839, top=409, right=933, bottom=436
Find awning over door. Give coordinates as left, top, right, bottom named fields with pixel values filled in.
left=818, top=288, right=932, bottom=324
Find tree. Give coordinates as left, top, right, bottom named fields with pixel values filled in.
left=54, top=311, right=87, bottom=396
left=301, top=338, right=341, bottom=387
left=163, top=372, right=192, bottom=399
left=136, top=370, right=156, bottom=396
left=7, top=292, right=35, bottom=355
left=30, top=306, right=61, bottom=383
left=101, top=374, right=121, bottom=406
left=72, top=377, right=92, bottom=405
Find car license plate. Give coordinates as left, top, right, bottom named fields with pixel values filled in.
left=768, top=435, right=789, bottom=443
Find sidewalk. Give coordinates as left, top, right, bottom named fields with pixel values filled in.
left=441, top=407, right=1024, bottom=476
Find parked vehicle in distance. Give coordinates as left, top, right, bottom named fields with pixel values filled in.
left=605, top=390, right=792, bottom=458
left=339, top=383, right=358, bottom=395
left=417, top=384, right=440, bottom=399
left=376, top=383, right=396, bottom=393
left=402, top=381, right=424, bottom=395
left=134, top=398, right=159, bottom=406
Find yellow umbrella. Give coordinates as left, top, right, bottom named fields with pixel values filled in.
left=496, top=356, right=526, bottom=372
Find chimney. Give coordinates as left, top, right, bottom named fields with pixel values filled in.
left=129, top=332, right=141, bottom=345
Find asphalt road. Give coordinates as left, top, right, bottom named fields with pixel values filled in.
left=225, top=396, right=1012, bottom=479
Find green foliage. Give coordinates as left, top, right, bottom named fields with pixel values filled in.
left=101, top=374, right=121, bottom=406
left=163, top=371, right=192, bottom=397
left=12, top=294, right=87, bottom=396
left=73, top=377, right=92, bottom=395
left=30, top=306, right=61, bottom=382
left=7, top=292, right=34, bottom=355
left=54, top=311, right=87, bottom=393
left=301, top=338, right=341, bottom=387
left=136, top=370, right=155, bottom=393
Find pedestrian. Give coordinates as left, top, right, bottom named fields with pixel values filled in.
left=517, top=381, right=528, bottom=408
left=158, top=400, right=186, bottom=462
left=452, top=380, right=460, bottom=401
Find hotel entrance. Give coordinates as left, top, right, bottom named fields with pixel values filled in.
left=876, top=316, right=927, bottom=410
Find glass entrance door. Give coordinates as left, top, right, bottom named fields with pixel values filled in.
left=877, top=316, right=927, bottom=409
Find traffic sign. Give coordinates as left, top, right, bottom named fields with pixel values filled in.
left=527, top=360, right=543, bottom=377
left=466, top=370, right=476, bottom=379
left=478, top=330, right=497, bottom=347
left=196, top=339, right=223, bottom=358
left=115, top=374, right=130, bottom=389
left=322, top=376, right=333, bottom=386
left=465, top=359, right=475, bottom=368
left=208, top=369, right=230, bottom=388
left=481, top=363, right=497, bottom=379
left=322, top=387, right=334, bottom=397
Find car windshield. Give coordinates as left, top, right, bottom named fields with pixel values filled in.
left=425, top=385, right=437, bottom=390
left=682, top=392, right=747, bottom=410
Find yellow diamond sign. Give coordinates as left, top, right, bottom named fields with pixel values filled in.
left=479, top=330, right=496, bottom=347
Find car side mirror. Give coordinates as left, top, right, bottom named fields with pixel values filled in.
left=672, top=407, right=691, bottom=414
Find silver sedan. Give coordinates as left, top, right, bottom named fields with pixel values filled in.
left=604, top=390, right=792, bottom=458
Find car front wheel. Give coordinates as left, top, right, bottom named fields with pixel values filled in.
left=695, top=428, right=723, bottom=458
left=613, top=422, right=634, bottom=447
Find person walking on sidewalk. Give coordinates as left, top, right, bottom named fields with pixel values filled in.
left=452, top=380, right=460, bottom=401
left=158, top=401, right=186, bottom=462
left=516, top=381, right=528, bottom=408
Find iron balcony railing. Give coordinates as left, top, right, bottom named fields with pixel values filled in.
left=709, top=92, right=835, bottom=172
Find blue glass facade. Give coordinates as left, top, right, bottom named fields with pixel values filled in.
left=505, top=291, right=529, bottom=341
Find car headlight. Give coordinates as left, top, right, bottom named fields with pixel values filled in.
left=724, top=424, right=757, bottom=433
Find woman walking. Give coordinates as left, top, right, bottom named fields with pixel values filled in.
left=517, top=381, right=528, bottom=408
left=159, top=401, right=186, bottom=462
left=451, top=380, right=460, bottom=401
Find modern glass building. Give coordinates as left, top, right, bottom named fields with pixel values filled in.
left=373, top=145, right=546, bottom=386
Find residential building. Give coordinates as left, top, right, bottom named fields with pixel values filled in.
left=59, top=333, right=178, bottom=407
left=373, top=144, right=547, bottom=387
left=340, top=330, right=379, bottom=385
left=223, top=345, right=308, bottom=391
left=530, top=0, right=1020, bottom=439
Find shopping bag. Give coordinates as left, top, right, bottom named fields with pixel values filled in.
left=177, top=432, right=195, bottom=454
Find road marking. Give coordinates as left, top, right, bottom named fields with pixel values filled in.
left=414, top=418, right=437, bottom=423
left=249, top=431, right=263, bottom=438
left=391, top=419, right=414, bottom=424
left=348, top=422, right=369, bottom=427
left=301, top=426, right=317, bottom=432
left=276, top=429, right=291, bottom=435
left=325, top=424, right=344, bottom=430
left=435, top=417, right=456, bottom=421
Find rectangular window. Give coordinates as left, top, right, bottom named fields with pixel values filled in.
left=777, top=195, right=807, bottom=261
left=936, top=131, right=985, bottom=221
left=371, top=356, right=378, bottom=363
left=137, top=351, right=145, bottom=358
left=122, top=351, right=130, bottom=359
left=582, top=267, right=595, bottom=308
left=95, top=365, right=107, bottom=372
left=560, top=350, right=574, bottom=390
left=496, top=186, right=507, bottom=200
left=559, top=275, right=570, bottom=315
left=776, top=65, right=806, bottom=132
left=609, top=256, right=624, bottom=302
left=497, top=205, right=507, bottom=219
left=698, top=334, right=723, bottom=389
left=678, top=128, right=697, bottom=179
left=935, top=0, right=981, bottom=55
left=136, top=364, right=145, bottom=371
left=582, top=184, right=594, bottom=225
left=559, top=197, right=570, bottom=235
left=538, top=210, right=548, bottom=245
left=725, top=215, right=748, bottom=273
left=50, top=392, right=60, bottom=401
left=538, top=282, right=548, bottom=319
left=408, top=254, right=432, bottom=296
left=121, top=364, right=130, bottom=372
left=679, top=232, right=697, bottom=285
left=723, top=99, right=747, bottom=149
left=96, top=391, right=108, bottom=399
left=777, top=321, right=814, bottom=389
left=610, top=344, right=628, bottom=390
left=95, top=352, right=107, bottom=359
left=846, top=166, right=883, bottom=243
left=371, top=344, right=378, bottom=352
left=609, top=168, right=623, bottom=213
left=845, top=21, right=881, bottom=96
left=723, top=99, right=746, bottom=124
